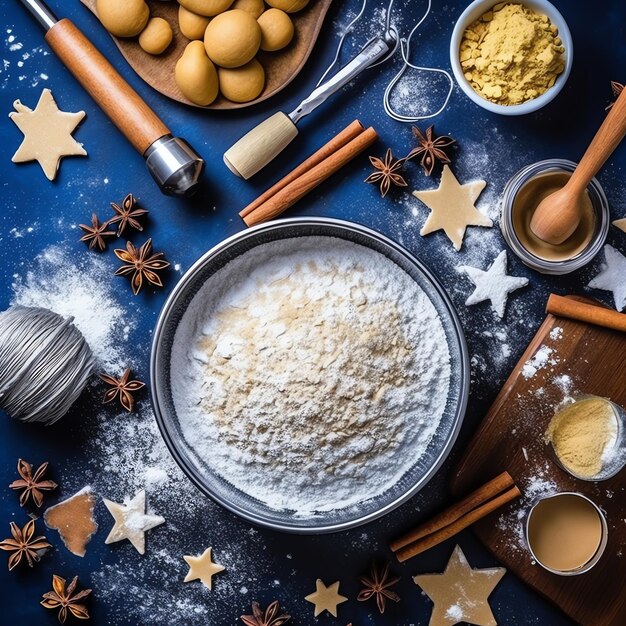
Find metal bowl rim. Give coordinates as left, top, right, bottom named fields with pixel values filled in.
left=150, top=217, right=470, bottom=534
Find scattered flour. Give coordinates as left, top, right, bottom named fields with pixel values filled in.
left=524, top=475, right=559, bottom=500
left=446, top=604, right=465, bottom=620
left=496, top=474, right=559, bottom=555
left=549, top=326, right=563, bottom=340
left=521, top=345, right=555, bottom=379
left=553, top=373, right=573, bottom=397
left=172, top=237, right=452, bottom=514
left=143, top=467, right=169, bottom=488
left=10, top=245, right=134, bottom=371
left=2, top=27, right=51, bottom=88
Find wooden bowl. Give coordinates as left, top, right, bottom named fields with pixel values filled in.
left=80, top=0, right=333, bottom=110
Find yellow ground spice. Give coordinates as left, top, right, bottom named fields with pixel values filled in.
left=545, top=397, right=618, bottom=479
left=460, top=3, right=565, bottom=105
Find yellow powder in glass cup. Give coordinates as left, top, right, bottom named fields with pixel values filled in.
left=545, top=397, right=618, bottom=479
left=459, top=2, right=565, bottom=105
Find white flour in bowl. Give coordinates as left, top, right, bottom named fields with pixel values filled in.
left=171, top=237, right=451, bottom=514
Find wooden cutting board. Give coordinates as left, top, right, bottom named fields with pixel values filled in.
left=451, top=297, right=626, bottom=626
left=80, top=0, right=333, bottom=109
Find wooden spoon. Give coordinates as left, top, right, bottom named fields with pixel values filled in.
left=530, top=84, right=626, bottom=245
left=80, top=0, right=333, bottom=110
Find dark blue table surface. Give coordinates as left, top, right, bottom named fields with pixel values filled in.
left=1, top=1, right=626, bottom=624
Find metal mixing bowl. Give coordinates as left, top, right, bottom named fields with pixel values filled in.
left=150, top=218, right=469, bottom=533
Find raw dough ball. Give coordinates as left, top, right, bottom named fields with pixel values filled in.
left=265, top=0, right=309, bottom=13
left=258, top=9, right=293, bottom=51
left=175, top=40, right=219, bottom=105
left=178, top=5, right=211, bottom=40
left=230, top=0, right=264, bottom=19
left=178, top=0, right=234, bottom=17
left=204, top=9, right=261, bottom=68
left=138, top=18, right=174, bottom=55
left=96, top=0, right=150, bottom=37
left=218, top=58, right=265, bottom=102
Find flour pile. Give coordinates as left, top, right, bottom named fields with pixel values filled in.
left=172, top=237, right=452, bottom=514
left=11, top=245, right=134, bottom=371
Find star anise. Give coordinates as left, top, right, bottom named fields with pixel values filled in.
left=357, top=561, right=401, bottom=614
left=79, top=213, right=115, bottom=251
left=108, top=193, right=148, bottom=236
left=99, top=368, right=145, bottom=412
left=241, top=600, right=291, bottom=626
left=407, top=125, right=455, bottom=176
left=0, top=519, right=51, bottom=570
left=114, top=238, right=170, bottom=295
left=41, top=575, right=91, bottom=623
left=606, top=80, right=624, bottom=111
left=9, top=458, right=58, bottom=508
left=364, top=148, right=408, bottom=198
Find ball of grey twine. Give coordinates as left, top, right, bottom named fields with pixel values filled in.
left=0, top=306, right=95, bottom=425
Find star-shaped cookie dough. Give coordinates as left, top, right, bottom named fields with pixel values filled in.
left=183, top=547, right=225, bottom=590
left=9, top=88, right=86, bottom=181
left=613, top=218, right=626, bottom=234
left=413, top=165, right=492, bottom=251
left=413, top=545, right=505, bottom=626
left=304, top=579, right=348, bottom=617
left=103, top=490, right=164, bottom=555
left=588, top=244, right=626, bottom=311
left=458, top=250, right=528, bottom=319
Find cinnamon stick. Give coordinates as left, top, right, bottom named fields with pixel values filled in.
left=242, top=126, right=378, bottom=227
left=390, top=471, right=515, bottom=552
left=240, top=120, right=365, bottom=219
left=394, top=485, right=521, bottom=563
left=546, top=293, right=626, bottom=333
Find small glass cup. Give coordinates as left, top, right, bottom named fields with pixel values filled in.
left=501, top=159, right=609, bottom=274
left=547, top=396, right=626, bottom=482
left=526, top=492, right=608, bottom=576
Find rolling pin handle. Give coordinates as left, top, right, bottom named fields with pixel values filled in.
left=145, top=136, right=205, bottom=198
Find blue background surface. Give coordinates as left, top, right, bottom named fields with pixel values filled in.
left=1, top=0, right=626, bottom=624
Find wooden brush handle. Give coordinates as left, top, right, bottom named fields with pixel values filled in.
left=570, top=83, right=626, bottom=193
left=224, top=112, right=298, bottom=180
left=45, top=19, right=170, bottom=155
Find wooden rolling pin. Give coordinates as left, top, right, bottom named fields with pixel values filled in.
left=19, top=0, right=204, bottom=196
left=546, top=294, right=626, bottom=332
left=46, top=20, right=167, bottom=155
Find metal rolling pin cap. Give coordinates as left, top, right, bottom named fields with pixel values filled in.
left=145, top=135, right=205, bottom=198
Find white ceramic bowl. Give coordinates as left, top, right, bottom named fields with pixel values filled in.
left=449, top=0, right=573, bottom=115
